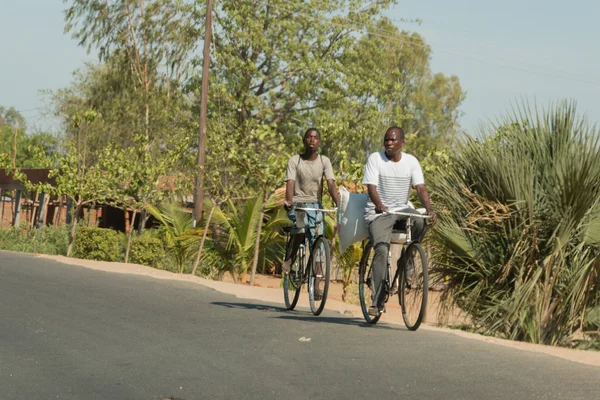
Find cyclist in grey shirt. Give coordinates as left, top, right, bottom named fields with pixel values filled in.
left=282, top=128, right=339, bottom=276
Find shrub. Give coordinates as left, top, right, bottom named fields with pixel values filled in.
left=0, top=226, right=68, bottom=255
left=431, top=101, right=600, bottom=345
left=72, top=227, right=123, bottom=262
left=129, top=235, right=163, bottom=267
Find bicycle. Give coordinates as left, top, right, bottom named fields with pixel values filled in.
left=358, top=209, right=431, bottom=330
left=282, top=204, right=337, bottom=315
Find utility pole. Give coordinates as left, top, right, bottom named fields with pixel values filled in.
left=13, top=120, right=18, bottom=169
left=193, top=0, right=214, bottom=227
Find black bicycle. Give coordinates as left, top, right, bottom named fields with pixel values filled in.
left=282, top=205, right=337, bottom=315
left=358, top=210, right=431, bottom=330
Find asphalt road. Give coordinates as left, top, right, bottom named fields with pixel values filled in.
left=1, top=251, right=598, bottom=400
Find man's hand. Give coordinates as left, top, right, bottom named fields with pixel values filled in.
left=283, top=200, right=292, bottom=212
left=426, top=208, right=437, bottom=224
left=375, top=203, right=388, bottom=214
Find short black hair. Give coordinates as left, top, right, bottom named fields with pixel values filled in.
left=304, top=127, right=321, bottom=139
left=385, top=126, right=405, bottom=139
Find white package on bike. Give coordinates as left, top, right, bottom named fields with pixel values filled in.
left=337, top=186, right=369, bottom=253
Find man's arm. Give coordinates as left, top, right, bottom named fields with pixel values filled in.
left=366, top=184, right=388, bottom=213
left=284, top=179, right=295, bottom=211
left=415, top=184, right=436, bottom=223
left=326, top=179, right=339, bottom=206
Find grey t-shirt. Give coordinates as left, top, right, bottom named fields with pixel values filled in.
left=285, top=154, right=335, bottom=203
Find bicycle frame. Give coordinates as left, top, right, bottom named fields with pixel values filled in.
left=290, top=205, right=337, bottom=281
left=376, top=211, right=431, bottom=297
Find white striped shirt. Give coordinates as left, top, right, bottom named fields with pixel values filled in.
left=362, top=151, right=424, bottom=222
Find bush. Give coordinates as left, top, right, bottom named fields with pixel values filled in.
left=431, top=101, right=600, bottom=346
left=129, top=235, right=163, bottom=267
left=73, top=227, right=123, bottom=262
left=0, top=226, right=68, bottom=255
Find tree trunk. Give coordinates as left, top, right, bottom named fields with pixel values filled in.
left=67, top=205, right=81, bottom=257
left=29, top=192, right=39, bottom=230
left=191, top=205, right=215, bottom=276
left=249, top=197, right=266, bottom=286
left=125, top=209, right=138, bottom=264
left=124, top=209, right=131, bottom=234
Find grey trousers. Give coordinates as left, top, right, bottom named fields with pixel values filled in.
left=367, top=209, right=427, bottom=308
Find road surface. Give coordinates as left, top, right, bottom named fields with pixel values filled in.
left=1, top=251, right=598, bottom=399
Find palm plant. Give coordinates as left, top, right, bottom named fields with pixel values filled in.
left=207, top=191, right=290, bottom=283
left=430, top=101, right=600, bottom=345
left=146, top=202, right=201, bottom=274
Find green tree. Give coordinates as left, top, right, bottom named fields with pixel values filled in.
left=10, top=144, right=127, bottom=256
left=62, top=0, right=198, bottom=157
left=0, top=106, right=26, bottom=127
left=315, top=18, right=464, bottom=171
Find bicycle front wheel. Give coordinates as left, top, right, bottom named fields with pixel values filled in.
left=399, top=242, right=428, bottom=331
left=283, top=241, right=305, bottom=310
left=308, top=236, right=331, bottom=315
left=358, top=242, right=380, bottom=324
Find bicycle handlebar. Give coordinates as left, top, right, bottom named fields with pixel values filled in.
left=295, top=207, right=338, bottom=213
left=384, top=210, right=432, bottom=218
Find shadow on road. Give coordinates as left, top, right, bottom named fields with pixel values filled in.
left=211, top=301, right=405, bottom=331
left=211, top=301, right=287, bottom=312
left=275, top=314, right=404, bottom=331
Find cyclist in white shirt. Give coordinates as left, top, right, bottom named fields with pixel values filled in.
left=362, top=126, right=436, bottom=316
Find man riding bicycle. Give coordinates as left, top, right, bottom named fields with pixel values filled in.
left=282, top=128, right=340, bottom=287
left=362, top=126, right=436, bottom=316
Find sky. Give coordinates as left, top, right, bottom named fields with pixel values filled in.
left=1, top=0, right=598, bottom=135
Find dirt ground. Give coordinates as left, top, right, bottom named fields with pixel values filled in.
left=34, top=253, right=600, bottom=368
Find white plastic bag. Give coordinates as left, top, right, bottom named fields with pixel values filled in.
left=337, top=186, right=369, bottom=253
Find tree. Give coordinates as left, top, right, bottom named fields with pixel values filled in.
left=198, top=0, right=394, bottom=139
left=315, top=18, right=464, bottom=171
left=0, top=106, right=26, bottom=128
left=10, top=144, right=126, bottom=256
left=107, top=134, right=190, bottom=263
left=63, top=0, right=198, bottom=156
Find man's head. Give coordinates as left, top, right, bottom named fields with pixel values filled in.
left=303, top=128, right=321, bottom=152
left=383, top=126, right=405, bottom=157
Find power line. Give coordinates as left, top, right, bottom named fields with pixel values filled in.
left=15, top=107, right=40, bottom=114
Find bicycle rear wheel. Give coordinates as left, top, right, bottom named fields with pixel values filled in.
left=283, top=240, right=305, bottom=310
left=308, top=236, right=331, bottom=316
left=399, top=242, right=428, bottom=330
left=358, top=242, right=380, bottom=324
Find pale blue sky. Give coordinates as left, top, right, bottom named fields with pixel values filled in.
left=1, top=1, right=598, bottom=134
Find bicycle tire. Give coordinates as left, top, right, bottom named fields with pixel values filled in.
left=358, top=242, right=381, bottom=324
left=308, top=236, right=331, bottom=315
left=399, top=242, right=428, bottom=331
left=283, top=239, right=305, bottom=310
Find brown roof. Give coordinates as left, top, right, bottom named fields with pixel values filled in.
left=0, top=169, right=54, bottom=190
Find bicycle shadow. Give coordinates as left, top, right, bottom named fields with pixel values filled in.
left=211, top=301, right=287, bottom=313
left=211, top=301, right=405, bottom=331
left=275, top=314, right=403, bottom=331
